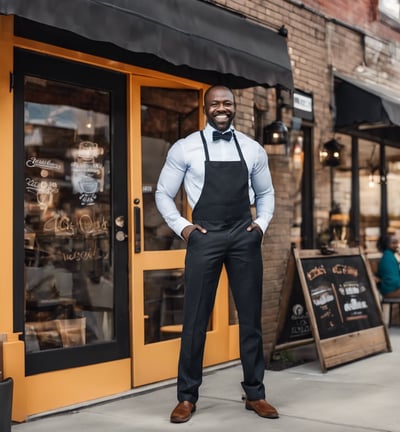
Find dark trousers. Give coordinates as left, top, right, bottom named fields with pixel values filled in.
left=177, top=219, right=266, bottom=403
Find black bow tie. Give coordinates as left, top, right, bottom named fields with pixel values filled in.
left=212, top=130, right=233, bottom=142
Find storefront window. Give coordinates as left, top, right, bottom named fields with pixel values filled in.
left=24, top=76, right=114, bottom=352
left=144, top=269, right=184, bottom=343
left=387, top=161, right=400, bottom=236
left=141, top=87, right=199, bottom=251
left=360, top=143, right=381, bottom=252
left=140, top=87, right=199, bottom=342
left=289, top=131, right=305, bottom=248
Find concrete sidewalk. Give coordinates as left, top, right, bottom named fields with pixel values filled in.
left=12, top=327, right=400, bottom=432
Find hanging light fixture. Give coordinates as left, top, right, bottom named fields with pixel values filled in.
left=319, top=139, right=343, bottom=167
left=368, top=170, right=377, bottom=188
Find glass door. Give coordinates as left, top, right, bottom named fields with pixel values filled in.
left=14, top=49, right=130, bottom=375
left=130, top=77, right=238, bottom=386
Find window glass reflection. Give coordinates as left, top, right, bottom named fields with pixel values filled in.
left=144, top=269, right=185, bottom=343
left=24, top=76, right=114, bottom=352
left=229, top=288, right=239, bottom=325
left=359, top=142, right=381, bottom=252
left=141, top=87, right=199, bottom=251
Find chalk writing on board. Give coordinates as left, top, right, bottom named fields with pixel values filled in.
left=301, top=255, right=380, bottom=339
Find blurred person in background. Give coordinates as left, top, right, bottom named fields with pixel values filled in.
left=377, top=233, right=400, bottom=298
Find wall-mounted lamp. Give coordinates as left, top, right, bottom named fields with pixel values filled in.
left=263, top=120, right=288, bottom=145
left=319, top=139, right=343, bottom=167
left=263, top=86, right=289, bottom=147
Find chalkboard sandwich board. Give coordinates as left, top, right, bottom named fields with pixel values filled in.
left=274, top=247, right=391, bottom=372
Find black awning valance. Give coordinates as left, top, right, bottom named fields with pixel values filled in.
left=334, top=73, right=400, bottom=147
left=0, top=0, right=293, bottom=90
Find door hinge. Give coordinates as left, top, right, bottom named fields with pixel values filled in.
left=9, top=72, right=14, bottom=92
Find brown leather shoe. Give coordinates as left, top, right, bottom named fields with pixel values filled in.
left=245, top=399, right=279, bottom=419
left=170, top=401, right=196, bottom=423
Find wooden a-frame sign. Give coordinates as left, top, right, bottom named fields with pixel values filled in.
left=274, top=247, right=391, bottom=372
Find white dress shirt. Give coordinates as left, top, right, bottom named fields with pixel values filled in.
left=155, top=123, right=275, bottom=237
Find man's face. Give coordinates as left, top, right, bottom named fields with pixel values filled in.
left=203, top=87, right=236, bottom=131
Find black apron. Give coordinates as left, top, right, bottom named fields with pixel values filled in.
left=192, top=130, right=251, bottom=228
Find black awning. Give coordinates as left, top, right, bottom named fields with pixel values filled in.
left=334, top=73, right=400, bottom=147
left=0, top=0, right=293, bottom=90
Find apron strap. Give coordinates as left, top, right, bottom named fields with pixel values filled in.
left=200, top=130, right=210, bottom=161
left=232, top=132, right=245, bottom=162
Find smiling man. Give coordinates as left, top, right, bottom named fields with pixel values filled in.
left=156, top=85, right=277, bottom=423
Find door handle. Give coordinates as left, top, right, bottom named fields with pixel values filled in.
left=115, top=230, right=127, bottom=242
left=114, top=215, right=128, bottom=242
left=115, top=215, right=127, bottom=241
left=134, top=205, right=141, bottom=253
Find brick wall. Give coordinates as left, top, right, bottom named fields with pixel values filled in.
left=220, top=0, right=400, bottom=362
left=261, top=155, right=295, bottom=360
left=233, top=91, right=298, bottom=363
